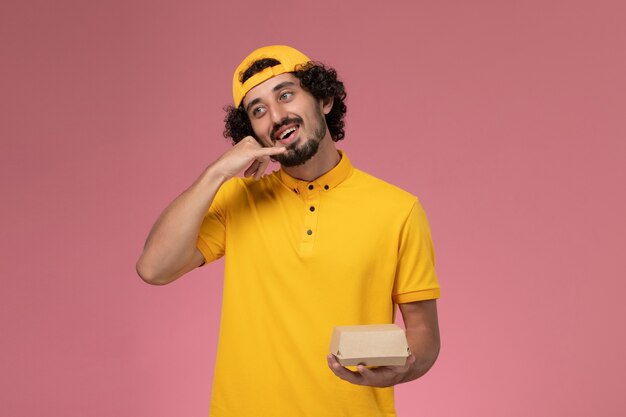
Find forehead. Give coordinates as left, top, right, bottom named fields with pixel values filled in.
left=242, top=73, right=301, bottom=108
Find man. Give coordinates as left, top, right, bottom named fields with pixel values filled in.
left=137, top=45, right=441, bottom=417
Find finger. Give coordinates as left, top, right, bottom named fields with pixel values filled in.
left=327, top=353, right=344, bottom=369
left=356, top=364, right=377, bottom=380
left=405, top=354, right=416, bottom=368
left=244, top=160, right=261, bottom=177
left=255, top=146, right=287, bottom=157
left=327, top=355, right=362, bottom=384
left=392, top=354, right=416, bottom=372
left=253, top=158, right=270, bottom=180
left=241, top=136, right=258, bottom=145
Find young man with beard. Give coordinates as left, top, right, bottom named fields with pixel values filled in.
left=136, top=45, right=441, bottom=417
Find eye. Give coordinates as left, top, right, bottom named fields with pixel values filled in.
left=280, top=91, right=294, bottom=100
left=251, top=106, right=266, bottom=117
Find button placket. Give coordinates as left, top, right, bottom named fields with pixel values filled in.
left=300, top=185, right=320, bottom=256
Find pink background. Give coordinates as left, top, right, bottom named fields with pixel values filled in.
left=2, top=0, right=625, bottom=416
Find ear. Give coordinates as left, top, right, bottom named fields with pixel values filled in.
left=321, top=96, right=334, bottom=115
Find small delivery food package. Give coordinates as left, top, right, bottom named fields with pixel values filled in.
left=329, top=324, right=410, bottom=367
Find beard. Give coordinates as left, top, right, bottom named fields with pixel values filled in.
left=272, top=110, right=327, bottom=167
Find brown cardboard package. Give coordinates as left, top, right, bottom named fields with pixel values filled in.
left=329, top=324, right=410, bottom=367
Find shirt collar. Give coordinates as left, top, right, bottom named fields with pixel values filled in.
left=279, top=150, right=354, bottom=195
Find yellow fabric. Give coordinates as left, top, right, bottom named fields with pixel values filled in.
left=232, top=45, right=311, bottom=106
left=197, top=151, right=440, bottom=417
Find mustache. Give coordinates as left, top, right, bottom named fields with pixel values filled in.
left=270, top=117, right=303, bottom=140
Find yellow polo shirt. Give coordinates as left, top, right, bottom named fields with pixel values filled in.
left=197, top=151, right=440, bottom=417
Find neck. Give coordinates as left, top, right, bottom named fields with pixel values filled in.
left=282, top=135, right=340, bottom=182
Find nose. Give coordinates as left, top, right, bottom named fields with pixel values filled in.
left=268, top=103, right=287, bottom=124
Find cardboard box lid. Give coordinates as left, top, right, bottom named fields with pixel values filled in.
left=329, top=324, right=409, bottom=362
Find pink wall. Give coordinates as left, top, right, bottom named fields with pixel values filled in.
left=2, top=0, right=625, bottom=416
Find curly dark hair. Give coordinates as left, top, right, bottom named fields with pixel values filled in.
left=223, top=59, right=347, bottom=143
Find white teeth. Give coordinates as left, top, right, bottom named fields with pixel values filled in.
left=279, top=126, right=297, bottom=140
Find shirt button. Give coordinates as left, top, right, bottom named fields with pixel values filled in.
left=309, top=206, right=315, bottom=212
left=324, top=185, right=329, bottom=190
left=306, top=229, right=313, bottom=235
left=308, top=184, right=314, bottom=190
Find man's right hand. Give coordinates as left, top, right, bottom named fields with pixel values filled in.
left=213, top=136, right=286, bottom=181
left=136, top=136, right=286, bottom=285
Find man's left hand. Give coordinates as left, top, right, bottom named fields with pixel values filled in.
left=326, top=354, right=417, bottom=388
left=327, top=300, right=440, bottom=388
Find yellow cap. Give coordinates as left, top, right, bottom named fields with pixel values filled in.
left=232, top=45, right=311, bottom=107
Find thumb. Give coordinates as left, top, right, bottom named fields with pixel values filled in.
left=404, top=354, right=416, bottom=368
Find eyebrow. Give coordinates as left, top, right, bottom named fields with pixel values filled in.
left=272, top=81, right=296, bottom=91
left=245, top=81, right=296, bottom=112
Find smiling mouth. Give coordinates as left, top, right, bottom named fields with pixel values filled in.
left=272, top=117, right=303, bottom=141
left=274, top=124, right=300, bottom=145
left=279, top=126, right=298, bottom=140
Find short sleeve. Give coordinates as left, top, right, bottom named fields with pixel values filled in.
left=392, top=199, right=441, bottom=303
left=196, top=179, right=234, bottom=264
